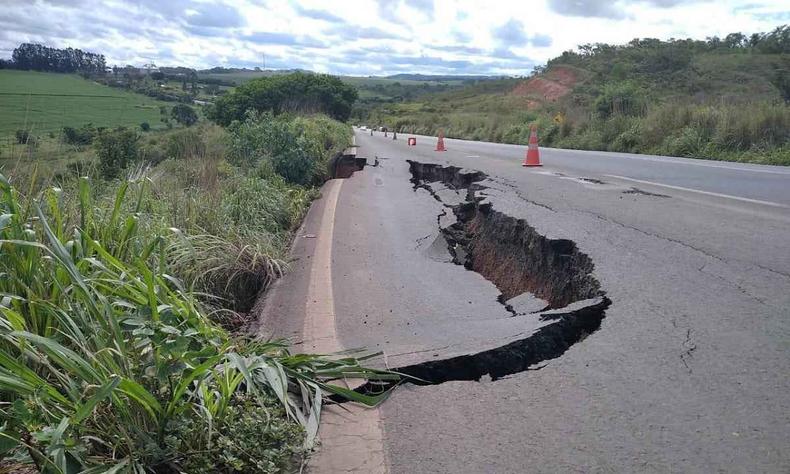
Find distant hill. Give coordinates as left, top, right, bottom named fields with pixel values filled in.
left=365, top=25, right=790, bottom=165
left=383, top=73, right=502, bottom=81
left=0, top=69, right=167, bottom=137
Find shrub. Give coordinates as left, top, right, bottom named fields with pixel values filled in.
left=169, top=394, right=305, bottom=473
left=95, top=128, right=139, bottom=178
left=14, top=129, right=31, bottom=145
left=62, top=125, right=96, bottom=146
left=140, top=122, right=150, bottom=131
left=227, top=112, right=351, bottom=186
left=208, top=72, right=358, bottom=125
left=594, top=81, right=647, bottom=119
left=0, top=176, right=396, bottom=472
left=166, top=127, right=206, bottom=160
left=610, top=122, right=643, bottom=152
left=171, top=103, right=198, bottom=127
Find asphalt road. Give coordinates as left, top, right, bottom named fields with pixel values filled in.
left=405, top=131, right=790, bottom=208
left=258, top=130, right=790, bottom=473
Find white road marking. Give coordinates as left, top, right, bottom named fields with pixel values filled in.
left=560, top=149, right=790, bottom=175
left=403, top=132, right=790, bottom=176
left=605, top=175, right=790, bottom=209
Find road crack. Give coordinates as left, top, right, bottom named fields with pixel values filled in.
left=336, top=160, right=612, bottom=391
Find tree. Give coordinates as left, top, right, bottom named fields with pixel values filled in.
left=96, top=128, right=139, bottom=178
left=15, top=129, right=32, bottom=145
left=171, top=104, right=198, bottom=127
left=207, top=72, right=358, bottom=125
left=10, top=43, right=105, bottom=74
left=724, top=32, right=747, bottom=49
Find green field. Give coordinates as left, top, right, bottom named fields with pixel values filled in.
left=0, top=70, right=168, bottom=137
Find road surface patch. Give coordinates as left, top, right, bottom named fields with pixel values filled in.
left=340, top=161, right=612, bottom=394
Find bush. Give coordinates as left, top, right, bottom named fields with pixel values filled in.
left=166, top=127, right=206, bottom=160
left=170, top=394, right=305, bottom=473
left=140, top=122, right=150, bottom=131
left=0, top=176, right=395, bottom=473
left=95, top=128, right=139, bottom=177
left=227, top=112, right=351, bottom=185
left=594, top=81, right=647, bottom=119
left=62, top=125, right=96, bottom=146
left=14, top=129, right=31, bottom=145
left=610, top=121, right=643, bottom=152
left=171, top=103, right=198, bottom=127
left=208, top=72, right=358, bottom=125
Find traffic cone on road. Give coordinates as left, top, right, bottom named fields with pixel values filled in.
left=435, top=129, right=447, bottom=152
left=522, top=125, right=542, bottom=167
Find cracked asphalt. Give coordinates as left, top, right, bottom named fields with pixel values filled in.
left=259, top=129, right=790, bottom=473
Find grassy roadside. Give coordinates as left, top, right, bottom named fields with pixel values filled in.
left=365, top=27, right=790, bottom=166
left=0, top=108, right=393, bottom=472
left=370, top=86, right=790, bottom=166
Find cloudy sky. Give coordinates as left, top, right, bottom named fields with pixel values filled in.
left=1, top=0, right=788, bottom=76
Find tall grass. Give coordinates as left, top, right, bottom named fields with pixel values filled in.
left=0, top=111, right=387, bottom=472
left=381, top=100, right=790, bottom=165
left=134, top=124, right=325, bottom=322
left=0, top=175, right=397, bottom=472
left=227, top=112, right=352, bottom=185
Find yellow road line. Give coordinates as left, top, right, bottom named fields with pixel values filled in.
left=304, top=178, right=388, bottom=474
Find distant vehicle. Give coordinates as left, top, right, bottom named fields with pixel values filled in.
left=359, top=125, right=368, bottom=130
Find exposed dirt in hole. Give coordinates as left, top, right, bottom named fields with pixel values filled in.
left=335, top=161, right=613, bottom=392
left=346, top=296, right=611, bottom=394
left=331, top=154, right=367, bottom=178
left=333, top=161, right=612, bottom=394
left=408, top=160, right=604, bottom=309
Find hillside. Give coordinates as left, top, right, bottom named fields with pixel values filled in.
left=0, top=70, right=168, bottom=137
left=365, top=26, right=790, bottom=165
left=196, top=67, right=486, bottom=112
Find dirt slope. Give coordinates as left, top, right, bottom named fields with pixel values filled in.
left=510, top=65, right=581, bottom=105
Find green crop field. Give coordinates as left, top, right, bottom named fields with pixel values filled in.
left=0, top=69, right=168, bottom=137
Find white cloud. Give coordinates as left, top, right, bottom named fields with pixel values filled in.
left=0, top=0, right=787, bottom=75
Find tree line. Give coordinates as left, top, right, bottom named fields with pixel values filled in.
left=207, top=72, right=358, bottom=124
left=548, top=25, right=790, bottom=71
left=3, top=43, right=106, bottom=74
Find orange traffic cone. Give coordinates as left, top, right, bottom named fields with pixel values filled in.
left=436, top=129, right=447, bottom=152
left=522, top=125, right=542, bottom=167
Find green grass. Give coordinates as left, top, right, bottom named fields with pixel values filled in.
left=0, top=174, right=396, bottom=472
left=0, top=70, right=169, bottom=137
left=0, top=112, right=396, bottom=471
left=366, top=34, right=790, bottom=165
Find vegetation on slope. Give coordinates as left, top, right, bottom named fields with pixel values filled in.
left=207, top=72, right=359, bottom=125
left=0, top=70, right=392, bottom=472
left=367, top=26, right=790, bottom=165
left=0, top=70, right=168, bottom=137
